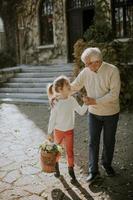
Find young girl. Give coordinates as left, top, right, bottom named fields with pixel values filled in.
left=47, top=75, right=88, bottom=183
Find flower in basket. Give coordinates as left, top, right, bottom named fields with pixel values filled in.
left=39, top=140, right=63, bottom=154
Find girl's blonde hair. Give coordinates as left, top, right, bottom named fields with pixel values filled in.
left=47, top=75, right=70, bottom=99
left=47, top=83, right=54, bottom=99
left=53, top=75, right=70, bottom=93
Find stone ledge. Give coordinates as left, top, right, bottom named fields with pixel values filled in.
left=120, top=62, right=133, bottom=69
left=0, top=66, right=22, bottom=84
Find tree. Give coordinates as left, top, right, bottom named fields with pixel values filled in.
left=0, top=0, right=23, bottom=64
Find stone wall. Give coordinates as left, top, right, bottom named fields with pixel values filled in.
left=17, top=0, right=67, bottom=65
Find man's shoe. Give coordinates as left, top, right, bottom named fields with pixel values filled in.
left=86, top=172, right=100, bottom=182
left=102, top=166, right=115, bottom=177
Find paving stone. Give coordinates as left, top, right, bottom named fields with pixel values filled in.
left=1, top=162, right=22, bottom=172
left=22, top=184, right=45, bottom=195
left=20, top=166, right=41, bottom=175
left=0, top=157, right=13, bottom=168
left=3, top=170, right=21, bottom=184
left=19, top=194, right=45, bottom=200
left=0, top=171, right=7, bottom=180
left=0, top=188, right=30, bottom=199
left=0, top=182, right=11, bottom=193
left=14, top=175, right=42, bottom=187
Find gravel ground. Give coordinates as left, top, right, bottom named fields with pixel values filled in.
left=16, top=104, right=133, bottom=200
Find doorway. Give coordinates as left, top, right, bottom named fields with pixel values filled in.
left=66, top=1, right=95, bottom=62
left=83, top=9, right=94, bottom=33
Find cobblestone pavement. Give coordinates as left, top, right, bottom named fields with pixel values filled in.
left=0, top=103, right=133, bottom=200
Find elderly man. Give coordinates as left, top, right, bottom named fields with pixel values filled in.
left=71, top=47, right=121, bottom=182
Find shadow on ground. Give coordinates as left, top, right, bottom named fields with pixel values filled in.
left=16, top=104, right=133, bottom=200
left=51, top=176, right=93, bottom=200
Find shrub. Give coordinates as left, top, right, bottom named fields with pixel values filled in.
left=0, top=50, right=16, bottom=69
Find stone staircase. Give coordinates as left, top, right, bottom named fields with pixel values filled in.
left=0, top=64, right=73, bottom=104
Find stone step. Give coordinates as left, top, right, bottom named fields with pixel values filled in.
left=20, top=64, right=73, bottom=71
left=22, top=67, right=72, bottom=73
left=0, top=98, right=49, bottom=104
left=2, top=82, right=48, bottom=88
left=22, top=69, right=72, bottom=73
left=0, top=87, right=46, bottom=93
left=9, top=77, right=54, bottom=83
left=0, top=93, right=48, bottom=99
left=0, top=64, right=73, bottom=104
left=16, top=72, right=72, bottom=78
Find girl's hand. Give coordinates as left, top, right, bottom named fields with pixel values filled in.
left=47, top=133, right=54, bottom=142
left=83, top=96, right=96, bottom=105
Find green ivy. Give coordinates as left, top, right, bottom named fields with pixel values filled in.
left=83, top=0, right=114, bottom=43
left=0, top=50, right=16, bottom=69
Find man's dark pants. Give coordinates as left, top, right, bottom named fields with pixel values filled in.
left=88, top=112, right=119, bottom=173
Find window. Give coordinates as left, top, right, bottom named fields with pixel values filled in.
left=0, top=18, right=6, bottom=50
left=112, top=0, right=133, bottom=38
left=39, top=0, right=53, bottom=45
left=67, top=0, right=94, bottom=10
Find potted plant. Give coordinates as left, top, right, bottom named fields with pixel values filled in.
left=39, top=141, right=63, bottom=173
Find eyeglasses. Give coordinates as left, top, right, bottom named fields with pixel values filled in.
left=85, top=60, right=99, bottom=67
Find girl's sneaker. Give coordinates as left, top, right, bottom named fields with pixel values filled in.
left=54, top=162, right=60, bottom=178
left=68, top=167, right=77, bottom=184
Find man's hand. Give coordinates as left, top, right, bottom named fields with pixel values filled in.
left=83, top=96, right=96, bottom=105
left=47, top=133, right=54, bottom=142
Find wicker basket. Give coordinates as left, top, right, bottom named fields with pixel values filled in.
left=40, top=149, right=58, bottom=173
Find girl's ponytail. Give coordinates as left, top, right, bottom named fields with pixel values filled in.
left=47, top=83, right=54, bottom=100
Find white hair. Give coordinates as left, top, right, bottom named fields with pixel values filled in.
left=81, top=47, right=103, bottom=63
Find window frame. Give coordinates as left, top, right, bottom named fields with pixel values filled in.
left=39, top=0, right=54, bottom=46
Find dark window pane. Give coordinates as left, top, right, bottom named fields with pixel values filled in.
left=115, top=7, right=124, bottom=37
left=39, top=0, right=53, bottom=45
left=112, top=0, right=133, bottom=38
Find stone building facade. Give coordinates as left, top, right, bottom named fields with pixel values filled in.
left=17, top=0, right=68, bottom=65
left=16, top=0, right=133, bottom=65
